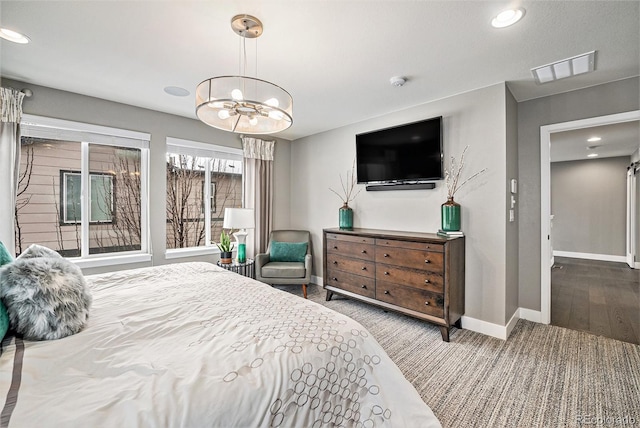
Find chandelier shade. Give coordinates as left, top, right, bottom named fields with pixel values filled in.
left=196, top=75, right=293, bottom=134
left=196, top=14, right=293, bottom=135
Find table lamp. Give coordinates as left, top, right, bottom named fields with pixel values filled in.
left=222, top=208, right=255, bottom=263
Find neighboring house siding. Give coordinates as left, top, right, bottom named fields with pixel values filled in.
left=16, top=139, right=142, bottom=256
left=551, top=156, right=630, bottom=257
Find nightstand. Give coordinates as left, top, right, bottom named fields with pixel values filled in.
left=217, top=259, right=255, bottom=279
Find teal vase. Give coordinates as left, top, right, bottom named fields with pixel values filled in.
left=441, top=197, right=461, bottom=231
left=339, top=203, right=354, bottom=230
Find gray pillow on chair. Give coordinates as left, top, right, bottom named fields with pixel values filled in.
left=0, top=255, right=92, bottom=341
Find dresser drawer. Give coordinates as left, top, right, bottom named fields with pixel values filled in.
left=326, top=233, right=375, bottom=245
left=326, top=253, right=375, bottom=278
left=375, top=246, right=444, bottom=272
left=326, top=268, right=375, bottom=298
left=376, top=280, right=444, bottom=318
left=376, top=238, right=444, bottom=253
left=376, top=264, right=444, bottom=293
left=327, top=239, right=375, bottom=261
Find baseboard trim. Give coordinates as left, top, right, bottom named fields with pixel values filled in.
left=311, top=275, right=323, bottom=286
left=519, top=308, right=543, bottom=323
left=461, top=316, right=509, bottom=340
left=505, top=310, right=520, bottom=338
left=462, top=307, right=544, bottom=341
left=553, top=250, right=626, bottom=263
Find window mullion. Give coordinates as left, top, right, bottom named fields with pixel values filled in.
left=140, top=148, right=150, bottom=253
left=204, top=160, right=212, bottom=246
left=80, top=142, right=90, bottom=258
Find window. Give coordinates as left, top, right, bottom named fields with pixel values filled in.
left=62, top=171, right=114, bottom=224
left=16, top=115, right=150, bottom=265
left=166, top=138, right=243, bottom=252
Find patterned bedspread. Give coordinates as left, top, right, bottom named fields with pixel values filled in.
left=0, top=262, right=440, bottom=427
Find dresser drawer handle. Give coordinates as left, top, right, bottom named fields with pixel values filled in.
left=332, top=277, right=338, bottom=281
left=425, top=301, right=430, bottom=306
left=361, top=266, right=367, bottom=270
left=361, top=285, right=367, bottom=289
left=384, top=290, right=390, bottom=295
left=424, top=259, right=430, bottom=264
left=361, top=249, right=367, bottom=253
left=383, top=253, right=389, bottom=258
left=333, top=246, right=338, bottom=250
left=333, top=260, right=338, bottom=264
left=424, top=279, right=430, bottom=284
left=384, top=271, right=389, bottom=275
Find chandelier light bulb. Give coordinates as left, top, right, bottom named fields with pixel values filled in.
left=218, top=110, right=231, bottom=120
left=231, top=89, right=243, bottom=100
left=249, top=117, right=258, bottom=126
left=265, top=98, right=279, bottom=107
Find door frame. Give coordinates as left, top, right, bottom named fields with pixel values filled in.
left=628, top=165, right=638, bottom=268
left=540, top=110, right=640, bottom=325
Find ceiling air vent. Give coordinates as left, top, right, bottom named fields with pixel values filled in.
left=531, top=51, right=596, bottom=84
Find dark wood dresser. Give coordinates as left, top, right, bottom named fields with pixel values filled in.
left=323, top=228, right=465, bottom=342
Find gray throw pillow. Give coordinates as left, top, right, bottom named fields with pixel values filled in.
left=17, top=244, right=62, bottom=260
left=0, top=256, right=92, bottom=340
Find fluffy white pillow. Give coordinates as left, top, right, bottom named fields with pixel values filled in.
left=0, top=252, right=92, bottom=341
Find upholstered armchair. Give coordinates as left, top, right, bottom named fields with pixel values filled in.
left=255, top=230, right=312, bottom=298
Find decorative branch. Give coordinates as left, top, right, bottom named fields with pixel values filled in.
left=445, top=146, right=487, bottom=199
left=329, top=159, right=362, bottom=205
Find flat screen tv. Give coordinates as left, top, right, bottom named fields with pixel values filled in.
left=356, top=116, right=443, bottom=184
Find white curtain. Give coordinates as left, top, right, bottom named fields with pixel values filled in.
left=0, top=88, right=25, bottom=255
left=242, top=137, right=275, bottom=258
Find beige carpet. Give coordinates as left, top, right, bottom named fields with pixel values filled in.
left=275, top=283, right=640, bottom=428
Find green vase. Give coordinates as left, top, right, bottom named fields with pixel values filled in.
left=441, top=197, right=461, bottom=231
left=339, top=203, right=353, bottom=230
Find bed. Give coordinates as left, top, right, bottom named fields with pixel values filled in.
left=0, top=262, right=440, bottom=427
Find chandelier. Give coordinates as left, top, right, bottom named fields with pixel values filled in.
left=196, top=15, right=293, bottom=135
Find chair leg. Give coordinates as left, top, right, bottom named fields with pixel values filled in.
left=302, top=284, right=307, bottom=299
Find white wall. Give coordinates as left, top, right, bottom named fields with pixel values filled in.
left=551, top=156, right=630, bottom=257
left=291, top=83, right=510, bottom=326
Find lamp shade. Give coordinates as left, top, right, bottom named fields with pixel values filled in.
left=223, top=208, right=255, bottom=230
left=196, top=76, right=293, bottom=135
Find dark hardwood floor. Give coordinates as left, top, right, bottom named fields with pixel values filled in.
left=551, top=256, right=640, bottom=345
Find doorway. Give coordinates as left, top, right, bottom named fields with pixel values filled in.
left=539, top=110, right=640, bottom=330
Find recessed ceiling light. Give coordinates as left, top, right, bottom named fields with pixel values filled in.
left=164, top=86, right=190, bottom=97
left=587, top=153, right=599, bottom=158
left=0, top=28, right=30, bottom=44
left=587, top=136, right=602, bottom=142
left=491, top=8, right=525, bottom=28
left=531, top=51, right=596, bottom=84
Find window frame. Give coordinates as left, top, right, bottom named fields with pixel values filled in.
left=165, top=137, right=243, bottom=257
left=60, top=170, right=116, bottom=225
left=20, top=114, right=151, bottom=268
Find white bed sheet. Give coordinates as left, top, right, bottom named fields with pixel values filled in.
left=0, top=262, right=440, bottom=427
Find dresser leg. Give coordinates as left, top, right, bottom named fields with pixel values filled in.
left=439, top=326, right=450, bottom=342
left=325, top=291, right=334, bottom=301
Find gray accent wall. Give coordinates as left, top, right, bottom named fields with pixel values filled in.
left=517, top=77, right=640, bottom=311
left=291, top=83, right=512, bottom=326
left=551, top=156, right=630, bottom=256
left=2, top=78, right=292, bottom=275
left=505, top=88, right=519, bottom=321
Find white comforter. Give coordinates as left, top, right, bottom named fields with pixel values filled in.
left=0, top=262, right=440, bottom=427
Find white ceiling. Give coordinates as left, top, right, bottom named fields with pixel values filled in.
left=1, top=1, right=639, bottom=141
left=551, top=121, right=640, bottom=163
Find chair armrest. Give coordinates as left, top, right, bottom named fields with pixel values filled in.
left=255, top=253, right=270, bottom=271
